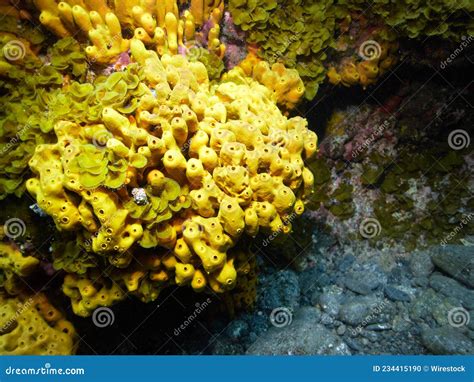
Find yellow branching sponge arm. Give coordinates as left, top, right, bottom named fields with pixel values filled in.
left=33, top=0, right=226, bottom=63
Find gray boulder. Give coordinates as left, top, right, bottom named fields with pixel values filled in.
left=338, top=296, right=384, bottom=326
left=409, top=250, right=434, bottom=278
left=431, top=245, right=473, bottom=287
left=430, top=273, right=474, bottom=310
left=421, top=327, right=473, bottom=355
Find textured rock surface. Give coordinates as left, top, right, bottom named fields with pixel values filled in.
left=409, top=250, right=434, bottom=278
left=384, top=285, right=411, bottom=302
left=421, top=327, right=473, bottom=355
left=318, top=286, right=344, bottom=316
left=429, top=273, right=474, bottom=310
left=246, top=307, right=351, bottom=355
left=339, top=296, right=382, bottom=326
left=258, top=270, right=301, bottom=311
left=431, top=246, right=473, bottom=288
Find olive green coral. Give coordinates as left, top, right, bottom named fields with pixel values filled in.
left=371, top=149, right=473, bottom=250
left=51, top=239, right=98, bottom=275
left=0, top=15, right=45, bottom=46
left=229, top=0, right=473, bottom=99
left=338, top=0, right=474, bottom=39
left=229, top=0, right=336, bottom=100
left=49, top=37, right=88, bottom=78
left=0, top=34, right=89, bottom=200
left=309, top=95, right=473, bottom=251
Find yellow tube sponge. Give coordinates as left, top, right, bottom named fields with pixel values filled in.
left=214, top=257, right=237, bottom=289
left=62, top=272, right=126, bottom=317
left=0, top=293, right=77, bottom=355
left=86, top=12, right=129, bottom=64
left=327, top=39, right=399, bottom=89
left=239, top=52, right=305, bottom=110
left=34, top=0, right=225, bottom=63
left=175, top=262, right=195, bottom=285
left=0, top=243, right=39, bottom=279
left=26, top=41, right=318, bottom=315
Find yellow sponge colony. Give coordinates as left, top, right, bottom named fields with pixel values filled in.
left=239, top=52, right=306, bottom=110
left=327, top=40, right=398, bottom=88
left=0, top=293, right=76, bottom=355
left=62, top=271, right=127, bottom=317
left=34, top=0, right=225, bottom=63
left=26, top=40, right=317, bottom=315
left=0, top=244, right=75, bottom=354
